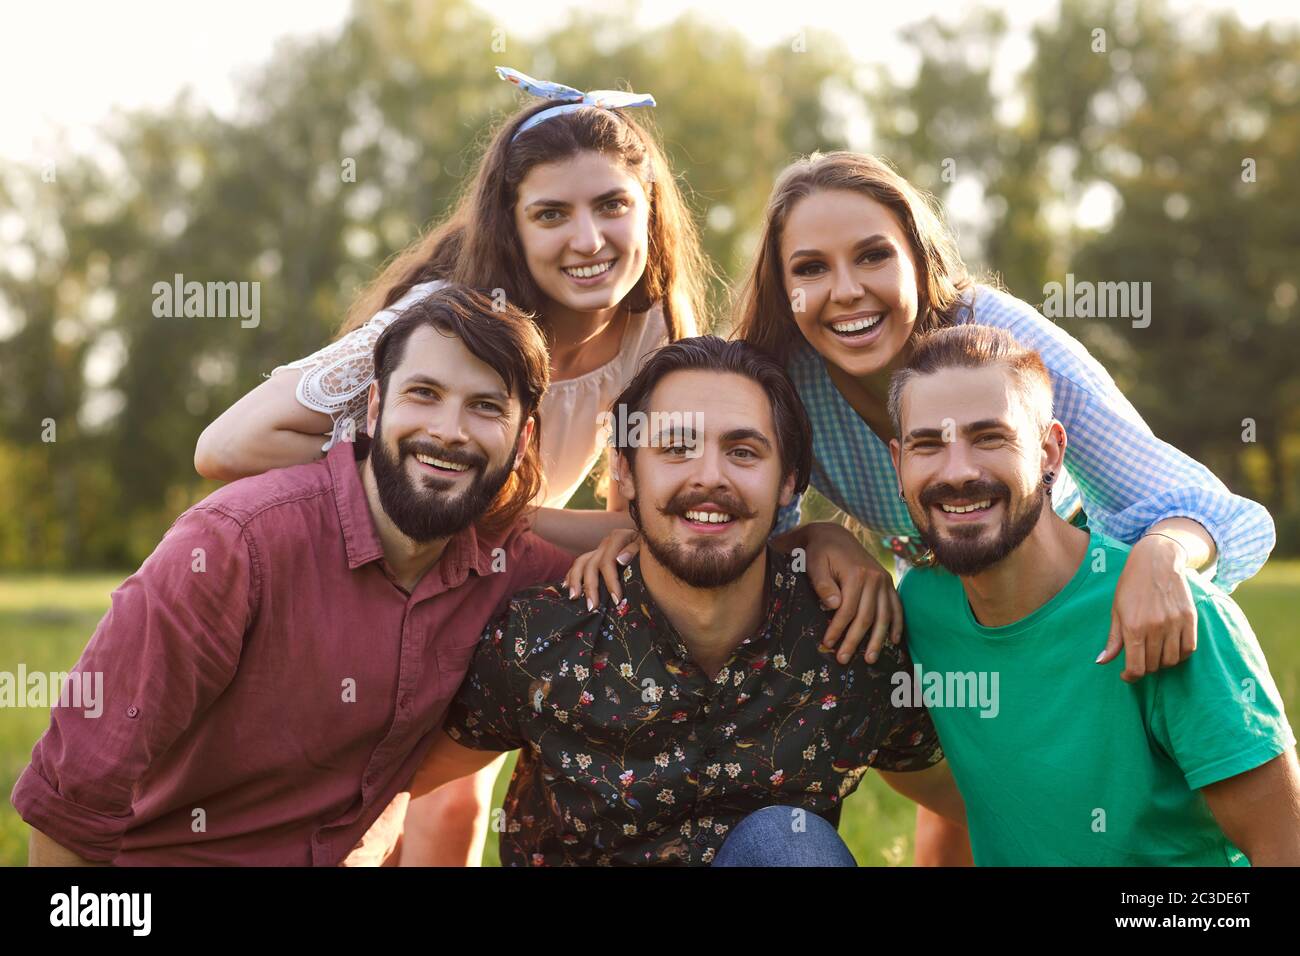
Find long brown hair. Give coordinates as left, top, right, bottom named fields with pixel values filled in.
left=372, top=285, right=550, bottom=537
left=339, top=97, right=711, bottom=342
left=733, top=151, right=979, bottom=364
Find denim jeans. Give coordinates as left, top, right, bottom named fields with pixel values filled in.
left=711, top=805, right=857, bottom=867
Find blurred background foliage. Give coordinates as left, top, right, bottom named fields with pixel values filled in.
left=0, top=0, right=1297, bottom=570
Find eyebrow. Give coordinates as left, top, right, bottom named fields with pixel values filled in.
left=788, top=233, right=890, bottom=262
left=648, top=426, right=774, bottom=451
left=720, top=427, right=773, bottom=451
left=524, top=188, right=629, bottom=212
left=400, top=374, right=509, bottom=403
left=904, top=418, right=1012, bottom=442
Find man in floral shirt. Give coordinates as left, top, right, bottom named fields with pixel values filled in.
left=408, top=337, right=967, bottom=865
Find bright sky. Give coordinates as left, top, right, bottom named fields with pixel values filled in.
left=4, top=0, right=1295, bottom=165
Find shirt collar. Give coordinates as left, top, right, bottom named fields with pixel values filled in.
left=327, top=435, right=495, bottom=579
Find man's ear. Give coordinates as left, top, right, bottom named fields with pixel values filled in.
left=778, top=470, right=796, bottom=508
left=512, top=415, right=536, bottom=470
left=613, top=451, right=636, bottom=503
left=1043, top=420, right=1067, bottom=476
left=366, top=380, right=382, bottom=436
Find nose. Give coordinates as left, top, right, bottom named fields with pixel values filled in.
left=569, top=210, right=604, bottom=258
left=423, top=399, right=471, bottom=447
left=829, top=262, right=864, bottom=307
left=683, top=442, right=730, bottom=495
left=934, top=440, right=982, bottom=490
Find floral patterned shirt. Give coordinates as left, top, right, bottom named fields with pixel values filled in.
left=442, top=546, right=942, bottom=866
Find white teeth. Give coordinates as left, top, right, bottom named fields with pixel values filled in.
left=831, top=313, right=884, bottom=334
left=562, top=260, right=615, bottom=278
left=939, top=500, right=992, bottom=514
left=415, top=453, right=470, bottom=472
left=684, top=510, right=734, bottom=524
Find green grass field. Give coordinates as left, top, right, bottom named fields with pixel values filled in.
left=3, top=564, right=1298, bottom=867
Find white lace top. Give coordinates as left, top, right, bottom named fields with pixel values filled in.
left=272, top=280, right=677, bottom=508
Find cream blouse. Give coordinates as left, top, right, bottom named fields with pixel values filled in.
left=273, top=279, right=680, bottom=507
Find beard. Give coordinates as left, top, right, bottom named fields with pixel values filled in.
left=633, top=486, right=771, bottom=590
left=369, top=412, right=516, bottom=543
left=909, top=477, right=1046, bottom=577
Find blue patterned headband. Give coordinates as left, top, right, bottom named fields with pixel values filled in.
left=496, top=66, right=656, bottom=142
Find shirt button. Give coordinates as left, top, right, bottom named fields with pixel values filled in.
left=126, top=706, right=139, bottom=718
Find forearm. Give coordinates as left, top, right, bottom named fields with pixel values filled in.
left=197, top=422, right=327, bottom=481
left=408, top=731, right=505, bottom=801
left=194, top=369, right=334, bottom=481
left=530, top=508, right=635, bottom=554
left=879, top=764, right=967, bottom=827
left=28, top=828, right=109, bottom=867
left=914, top=805, right=974, bottom=866
left=1145, top=517, right=1216, bottom=572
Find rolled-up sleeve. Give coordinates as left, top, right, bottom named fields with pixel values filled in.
left=10, top=506, right=256, bottom=861
left=983, top=290, right=1275, bottom=591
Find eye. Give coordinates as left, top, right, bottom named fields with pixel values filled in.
left=410, top=386, right=437, bottom=399
left=860, top=247, right=893, bottom=264
left=976, top=433, right=1005, bottom=445
left=662, top=444, right=690, bottom=456
left=473, top=401, right=505, bottom=415
left=601, top=197, right=631, bottom=214
left=792, top=260, right=825, bottom=277
left=730, top=447, right=757, bottom=460
left=537, top=209, right=564, bottom=223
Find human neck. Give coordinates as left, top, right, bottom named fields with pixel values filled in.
left=824, top=337, right=915, bottom=441
left=359, top=460, right=450, bottom=592
left=959, top=511, right=1090, bottom=628
left=639, top=548, right=770, bottom=679
left=542, top=300, right=628, bottom=380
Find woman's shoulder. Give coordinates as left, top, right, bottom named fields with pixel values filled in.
left=959, top=284, right=1044, bottom=328
left=959, top=283, right=1111, bottom=389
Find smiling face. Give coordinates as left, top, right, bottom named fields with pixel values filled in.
left=889, top=364, right=1062, bottom=577
left=365, top=325, right=534, bottom=543
left=780, top=189, right=922, bottom=379
left=616, top=370, right=796, bottom=590
left=513, top=149, right=650, bottom=315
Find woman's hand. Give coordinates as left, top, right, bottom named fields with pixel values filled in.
left=775, top=521, right=902, bottom=665
left=564, top=529, right=641, bottom=611
left=1097, top=532, right=1197, bottom=681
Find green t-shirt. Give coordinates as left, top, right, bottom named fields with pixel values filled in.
left=898, top=528, right=1294, bottom=866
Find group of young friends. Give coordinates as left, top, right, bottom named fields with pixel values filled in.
left=15, top=67, right=1298, bottom=867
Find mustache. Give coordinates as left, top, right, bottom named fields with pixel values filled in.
left=398, top=437, right=486, bottom=471
left=918, top=479, right=1011, bottom=509
left=658, top=489, right=757, bottom=520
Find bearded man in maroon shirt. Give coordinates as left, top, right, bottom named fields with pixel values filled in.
left=15, top=285, right=574, bottom=866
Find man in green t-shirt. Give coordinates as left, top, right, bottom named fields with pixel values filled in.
left=885, top=323, right=1299, bottom=866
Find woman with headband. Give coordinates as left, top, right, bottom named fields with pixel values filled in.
left=195, top=74, right=892, bottom=865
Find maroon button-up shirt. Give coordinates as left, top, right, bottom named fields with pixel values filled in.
left=11, top=437, right=573, bottom=865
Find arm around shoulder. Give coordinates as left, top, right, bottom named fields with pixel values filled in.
left=195, top=367, right=333, bottom=481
